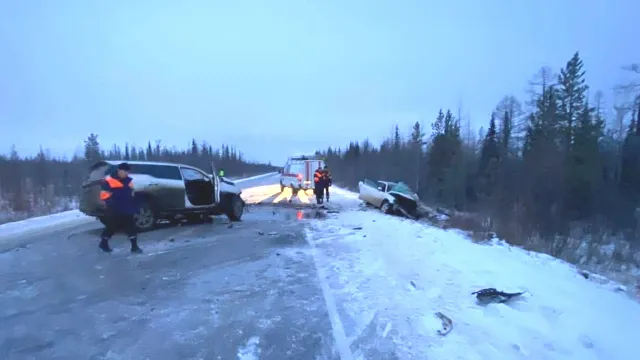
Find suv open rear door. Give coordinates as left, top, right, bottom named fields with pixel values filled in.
left=209, top=162, right=221, bottom=204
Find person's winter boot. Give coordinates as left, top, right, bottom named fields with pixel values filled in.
left=129, top=237, right=143, bottom=254
left=99, top=237, right=112, bottom=253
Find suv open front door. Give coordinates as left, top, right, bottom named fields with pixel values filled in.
left=210, top=162, right=221, bottom=204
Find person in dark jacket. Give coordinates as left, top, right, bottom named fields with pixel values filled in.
left=98, top=162, right=143, bottom=253
left=322, top=166, right=332, bottom=202
left=313, top=166, right=325, bottom=204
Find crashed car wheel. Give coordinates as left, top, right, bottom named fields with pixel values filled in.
left=380, top=200, right=393, bottom=214
left=226, top=194, right=244, bottom=221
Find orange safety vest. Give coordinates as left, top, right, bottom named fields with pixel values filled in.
left=100, top=175, right=133, bottom=200
left=313, top=170, right=323, bottom=183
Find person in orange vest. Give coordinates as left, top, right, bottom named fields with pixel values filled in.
left=98, top=162, right=143, bottom=254
left=313, top=166, right=325, bottom=204
left=322, top=166, right=332, bottom=202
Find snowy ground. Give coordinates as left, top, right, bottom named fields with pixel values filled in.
left=305, top=187, right=640, bottom=360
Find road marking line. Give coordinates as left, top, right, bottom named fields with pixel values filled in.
left=304, top=228, right=354, bottom=360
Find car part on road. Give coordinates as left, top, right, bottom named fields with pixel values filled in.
left=435, top=312, right=453, bottom=336
left=472, top=288, right=526, bottom=304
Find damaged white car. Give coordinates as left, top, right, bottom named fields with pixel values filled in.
left=358, top=179, right=420, bottom=219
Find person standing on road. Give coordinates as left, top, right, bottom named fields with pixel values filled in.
left=98, top=162, right=143, bottom=254
left=322, top=166, right=332, bottom=202
left=313, top=166, right=325, bottom=205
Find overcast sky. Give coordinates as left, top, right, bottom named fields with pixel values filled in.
left=0, top=0, right=638, bottom=164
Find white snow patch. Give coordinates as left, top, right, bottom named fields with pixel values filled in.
left=307, top=191, right=640, bottom=360
left=328, top=187, right=361, bottom=209
left=237, top=336, right=261, bottom=360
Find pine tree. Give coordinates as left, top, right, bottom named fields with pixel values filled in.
left=410, top=121, right=425, bottom=189
left=558, top=52, right=589, bottom=154
left=146, top=141, right=153, bottom=160
left=83, top=134, right=101, bottom=163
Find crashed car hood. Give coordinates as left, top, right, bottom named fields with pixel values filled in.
left=388, top=182, right=419, bottom=201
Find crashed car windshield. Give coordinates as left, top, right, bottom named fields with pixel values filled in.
left=388, top=181, right=415, bottom=196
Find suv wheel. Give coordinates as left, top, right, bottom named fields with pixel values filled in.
left=226, top=194, right=244, bottom=221
left=134, top=201, right=156, bottom=231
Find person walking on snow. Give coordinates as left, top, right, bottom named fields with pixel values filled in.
left=322, top=166, right=332, bottom=202
left=98, top=162, right=143, bottom=254
left=313, top=166, right=325, bottom=205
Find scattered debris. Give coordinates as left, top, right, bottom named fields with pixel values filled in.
left=410, top=280, right=417, bottom=289
left=168, top=238, right=175, bottom=242
left=435, top=312, right=453, bottom=336
left=578, top=269, right=629, bottom=293
left=472, top=288, right=526, bottom=304
left=258, top=231, right=265, bottom=236
left=578, top=269, right=609, bottom=285
left=267, top=231, right=278, bottom=236
left=352, top=226, right=363, bottom=230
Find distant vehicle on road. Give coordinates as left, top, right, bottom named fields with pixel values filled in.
left=79, top=160, right=245, bottom=231
left=279, top=155, right=325, bottom=193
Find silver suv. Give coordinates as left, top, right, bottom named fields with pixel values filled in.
left=79, top=160, right=245, bottom=231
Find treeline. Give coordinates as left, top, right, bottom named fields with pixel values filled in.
left=320, top=52, right=640, bottom=262
left=0, top=136, right=275, bottom=223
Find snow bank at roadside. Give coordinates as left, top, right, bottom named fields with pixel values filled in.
left=0, top=210, right=92, bottom=242
left=306, top=207, right=640, bottom=360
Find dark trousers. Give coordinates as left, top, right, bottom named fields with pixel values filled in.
left=314, top=187, right=324, bottom=203
left=324, top=186, right=330, bottom=199
left=101, top=214, right=137, bottom=240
